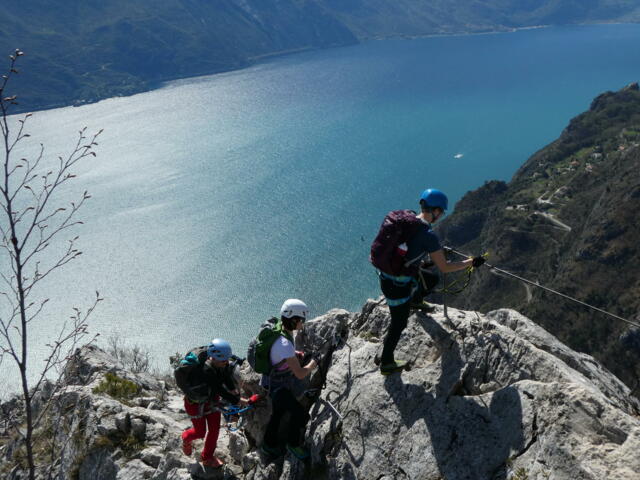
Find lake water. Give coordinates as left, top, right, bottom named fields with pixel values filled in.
left=3, top=24, right=640, bottom=392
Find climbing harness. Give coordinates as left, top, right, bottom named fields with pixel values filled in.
left=216, top=394, right=262, bottom=432
left=447, top=247, right=640, bottom=329
left=187, top=401, right=214, bottom=420
left=219, top=404, right=254, bottom=432
left=377, top=270, right=415, bottom=306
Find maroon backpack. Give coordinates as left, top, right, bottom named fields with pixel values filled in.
left=370, top=210, right=424, bottom=276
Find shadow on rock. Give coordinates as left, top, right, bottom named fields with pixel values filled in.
left=382, top=314, right=525, bottom=480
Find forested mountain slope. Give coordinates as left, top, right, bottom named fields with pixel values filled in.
left=2, top=0, right=640, bottom=111
left=438, top=83, right=640, bottom=395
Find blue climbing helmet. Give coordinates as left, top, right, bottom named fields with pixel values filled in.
left=420, top=188, right=448, bottom=211
left=207, top=338, right=232, bottom=362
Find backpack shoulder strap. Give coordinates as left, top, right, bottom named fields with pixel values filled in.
left=266, top=321, right=294, bottom=372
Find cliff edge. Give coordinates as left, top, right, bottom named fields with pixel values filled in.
left=2, top=301, right=639, bottom=480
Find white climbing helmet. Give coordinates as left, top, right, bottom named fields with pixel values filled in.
left=280, top=298, right=309, bottom=320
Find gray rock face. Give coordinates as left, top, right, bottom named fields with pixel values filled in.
left=309, top=300, right=640, bottom=480
left=78, top=448, right=118, bottom=480
left=116, top=459, right=155, bottom=479
left=4, top=301, right=639, bottom=480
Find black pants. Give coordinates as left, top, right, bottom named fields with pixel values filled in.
left=380, top=269, right=439, bottom=365
left=264, top=387, right=309, bottom=448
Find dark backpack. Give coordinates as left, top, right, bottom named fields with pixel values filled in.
left=247, top=318, right=292, bottom=375
left=174, top=346, right=209, bottom=402
left=370, top=209, right=425, bottom=276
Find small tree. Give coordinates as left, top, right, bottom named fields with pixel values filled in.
left=0, top=50, right=102, bottom=480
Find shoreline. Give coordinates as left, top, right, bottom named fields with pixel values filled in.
left=360, top=23, right=548, bottom=42
left=18, top=21, right=640, bottom=116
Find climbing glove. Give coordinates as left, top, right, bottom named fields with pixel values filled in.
left=472, top=256, right=486, bottom=268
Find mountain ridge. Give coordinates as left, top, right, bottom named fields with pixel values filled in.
left=2, top=0, right=640, bottom=112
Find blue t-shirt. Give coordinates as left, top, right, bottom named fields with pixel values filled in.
left=405, top=220, right=442, bottom=266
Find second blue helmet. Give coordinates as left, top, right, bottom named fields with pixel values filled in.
left=420, top=188, right=448, bottom=211
left=207, top=338, right=232, bottom=361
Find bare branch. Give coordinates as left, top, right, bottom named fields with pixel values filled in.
left=22, top=195, right=89, bottom=267
left=19, top=131, right=101, bottom=252
left=23, top=241, right=83, bottom=293
left=0, top=315, right=21, bottom=367
left=0, top=271, right=18, bottom=297
left=26, top=298, right=48, bottom=323
left=0, top=51, right=101, bottom=480
left=33, top=295, right=102, bottom=397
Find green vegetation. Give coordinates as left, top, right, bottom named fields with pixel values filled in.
left=95, top=432, right=145, bottom=458
left=511, top=468, right=530, bottom=480
left=622, top=129, right=640, bottom=139
left=440, top=83, right=640, bottom=396
left=1, top=0, right=639, bottom=112
left=92, top=373, right=140, bottom=402
left=0, top=0, right=357, bottom=112
left=358, top=331, right=379, bottom=342
left=1, top=417, right=57, bottom=477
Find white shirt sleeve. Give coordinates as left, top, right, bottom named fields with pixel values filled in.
left=270, top=336, right=295, bottom=368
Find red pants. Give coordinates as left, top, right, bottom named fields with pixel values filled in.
left=181, top=397, right=221, bottom=461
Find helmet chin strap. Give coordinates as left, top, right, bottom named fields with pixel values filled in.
left=425, top=207, right=441, bottom=223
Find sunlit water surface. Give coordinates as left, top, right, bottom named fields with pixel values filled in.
left=3, top=24, right=640, bottom=393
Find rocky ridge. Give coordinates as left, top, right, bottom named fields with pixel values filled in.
left=2, top=300, right=639, bottom=479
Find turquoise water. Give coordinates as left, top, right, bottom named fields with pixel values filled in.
left=3, top=24, right=640, bottom=389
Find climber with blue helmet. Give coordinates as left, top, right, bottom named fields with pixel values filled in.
left=176, top=338, right=249, bottom=468
left=370, top=188, right=485, bottom=375
left=207, top=338, right=233, bottom=362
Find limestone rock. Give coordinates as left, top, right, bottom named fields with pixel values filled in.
left=163, top=468, right=192, bottom=480
left=140, top=447, right=163, bottom=468
left=154, top=451, right=188, bottom=478
left=64, top=344, right=164, bottom=393
left=116, top=459, right=155, bottom=479
left=4, top=300, right=640, bottom=480
left=228, top=430, right=250, bottom=464
left=241, top=451, right=260, bottom=473
left=189, top=462, right=226, bottom=479
left=136, top=396, right=158, bottom=408
left=309, top=299, right=640, bottom=480
left=77, top=448, right=118, bottom=480
left=131, top=417, right=147, bottom=439
left=486, top=308, right=636, bottom=409
left=114, top=412, right=131, bottom=434
left=250, top=461, right=281, bottom=480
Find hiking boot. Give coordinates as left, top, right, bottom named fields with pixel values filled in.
left=181, top=440, right=192, bottom=457
left=201, top=456, right=224, bottom=468
left=410, top=300, right=436, bottom=313
left=286, top=444, right=310, bottom=460
left=260, top=444, right=283, bottom=457
left=380, top=360, right=408, bottom=376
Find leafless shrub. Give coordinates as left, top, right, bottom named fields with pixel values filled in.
left=0, top=50, right=102, bottom=480
left=105, top=334, right=151, bottom=374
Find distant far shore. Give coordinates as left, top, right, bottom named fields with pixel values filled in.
left=14, top=21, right=638, bottom=116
